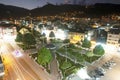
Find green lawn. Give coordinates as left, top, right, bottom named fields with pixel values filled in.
left=57, top=46, right=100, bottom=64
left=56, top=44, right=101, bottom=79
left=56, top=54, right=83, bottom=79
left=29, top=43, right=101, bottom=80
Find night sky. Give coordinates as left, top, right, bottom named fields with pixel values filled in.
left=0, top=0, right=120, bottom=9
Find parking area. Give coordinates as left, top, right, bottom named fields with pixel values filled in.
left=101, top=55, right=120, bottom=80
left=87, top=53, right=120, bottom=80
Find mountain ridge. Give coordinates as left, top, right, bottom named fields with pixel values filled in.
left=0, top=3, right=120, bottom=18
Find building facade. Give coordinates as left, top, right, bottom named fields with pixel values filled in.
left=0, top=23, right=17, bottom=38
left=107, top=33, right=120, bottom=48
left=69, top=32, right=85, bottom=44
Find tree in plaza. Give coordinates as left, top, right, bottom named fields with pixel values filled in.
left=59, top=23, right=68, bottom=30
left=49, top=31, right=55, bottom=39
left=63, top=39, right=70, bottom=44
left=54, top=20, right=61, bottom=27
left=37, top=47, right=52, bottom=66
left=42, top=33, right=46, bottom=37
left=93, top=45, right=105, bottom=56
left=31, top=28, right=40, bottom=38
left=15, top=32, right=23, bottom=42
left=82, top=38, right=91, bottom=48
left=40, top=33, right=47, bottom=44
left=49, top=31, right=55, bottom=42
left=38, top=24, right=43, bottom=29
left=16, top=26, right=22, bottom=32
left=23, top=33, right=36, bottom=48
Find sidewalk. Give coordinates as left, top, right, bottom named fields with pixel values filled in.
left=50, top=53, right=62, bottom=80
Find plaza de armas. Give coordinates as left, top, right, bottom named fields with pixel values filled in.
left=13, top=15, right=119, bottom=80
left=0, top=3, right=120, bottom=80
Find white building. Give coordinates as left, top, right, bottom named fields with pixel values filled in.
left=107, top=33, right=120, bottom=48
left=0, top=23, right=17, bottom=37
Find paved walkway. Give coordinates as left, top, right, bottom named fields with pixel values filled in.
left=50, top=53, right=62, bottom=80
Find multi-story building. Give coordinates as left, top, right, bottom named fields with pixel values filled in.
left=0, top=23, right=17, bottom=37
left=69, top=32, right=85, bottom=44
left=107, top=32, right=120, bottom=48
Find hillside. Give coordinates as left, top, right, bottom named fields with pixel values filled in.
left=31, top=3, right=120, bottom=17
left=0, top=4, right=29, bottom=19
left=85, top=3, right=120, bottom=17
left=0, top=3, right=120, bottom=18
left=30, top=3, right=85, bottom=16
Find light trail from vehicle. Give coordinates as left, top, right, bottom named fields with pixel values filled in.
left=0, top=39, right=53, bottom=80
